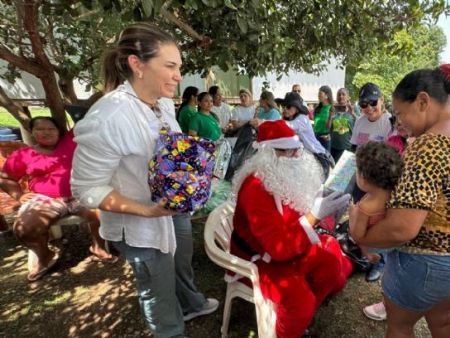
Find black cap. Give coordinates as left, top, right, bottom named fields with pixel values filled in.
left=359, top=83, right=381, bottom=103
left=277, top=92, right=309, bottom=115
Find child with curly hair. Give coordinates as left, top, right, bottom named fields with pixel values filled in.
left=349, top=141, right=403, bottom=321
left=351, top=141, right=403, bottom=263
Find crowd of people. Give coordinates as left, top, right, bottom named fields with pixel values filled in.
left=1, top=22, right=449, bottom=338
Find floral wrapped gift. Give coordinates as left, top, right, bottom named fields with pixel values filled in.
left=148, top=130, right=216, bottom=212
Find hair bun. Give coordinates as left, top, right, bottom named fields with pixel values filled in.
left=440, top=64, right=450, bottom=79
left=440, top=64, right=450, bottom=94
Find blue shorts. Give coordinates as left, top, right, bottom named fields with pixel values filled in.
left=382, top=250, right=450, bottom=312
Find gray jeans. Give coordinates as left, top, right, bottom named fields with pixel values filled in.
left=112, top=240, right=184, bottom=338
left=173, top=214, right=207, bottom=314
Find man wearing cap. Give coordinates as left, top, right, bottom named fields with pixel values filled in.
left=230, top=120, right=353, bottom=338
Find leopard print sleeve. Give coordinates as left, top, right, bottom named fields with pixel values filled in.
left=387, top=133, right=450, bottom=254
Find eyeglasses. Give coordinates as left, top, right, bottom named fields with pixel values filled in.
left=275, top=148, right=301, bottom=156
left=293, top=90, right=301, bottom=93
left=359, top=100, right=378, bottom=109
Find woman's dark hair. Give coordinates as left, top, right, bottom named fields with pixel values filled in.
left=102, top=22, right=176, bottom=92
left=197, top=92, right=211, bottom=111
left=177, top=86, right=199, bottom=121
left=393, top=67, right=450, bottom=104
left=29, top=116, right=65, bottom=136
left=208, top=85, right=219, bottom=97
left=356, top=141, right=403, bottom=190
left=314, top=85, right=334, bottom=116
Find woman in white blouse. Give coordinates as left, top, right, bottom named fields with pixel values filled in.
left=71, top=23, right=214, bottom=338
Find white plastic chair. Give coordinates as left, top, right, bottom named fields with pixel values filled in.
left=27, top=215, right=88, bottom=271
left=204, top=201, right=276, bottom=338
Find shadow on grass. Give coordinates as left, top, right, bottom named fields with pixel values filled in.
left=0, top=220, right=432, bottom=338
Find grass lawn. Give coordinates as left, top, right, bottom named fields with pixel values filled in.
left=0, top=107, right=73, bottom=128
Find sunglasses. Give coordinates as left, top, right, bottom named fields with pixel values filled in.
left=274, top=148, right=301, bottom=156
left=359, top=100, right=378, bottom=109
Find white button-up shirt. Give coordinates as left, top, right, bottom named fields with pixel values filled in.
left=71, top=81, right=181, bottom=255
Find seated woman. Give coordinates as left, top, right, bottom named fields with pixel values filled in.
left=229, top=89, right=256, bottom=128
left=250, top=91, right=281, bottom=128
left=282, top=92, right=335, bottom=177
left=0, top=116, right=116, bottom=282
left=188, top=92, right=222, bottom=141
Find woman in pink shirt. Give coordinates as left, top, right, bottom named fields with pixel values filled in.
left=0, top=116, right=115, bottom=281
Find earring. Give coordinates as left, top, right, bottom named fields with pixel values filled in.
left=136, top=72, right=143, bottom=79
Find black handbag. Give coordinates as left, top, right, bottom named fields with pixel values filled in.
left=316, top=220, right=372, bottom=272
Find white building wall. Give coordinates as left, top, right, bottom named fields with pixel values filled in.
left=252, top=60, right=345, bottom=103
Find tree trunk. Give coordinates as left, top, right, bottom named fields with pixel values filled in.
left=22, top=0, right=68, bottom=131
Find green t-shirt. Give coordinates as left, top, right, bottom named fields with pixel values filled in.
left=178, top=105, right=197, bottom=134
left=313, top=104, right=332, bottom=135
left=189, top=112, right=222, bottom=141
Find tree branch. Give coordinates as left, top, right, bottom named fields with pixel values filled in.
left=160, top=3, right=202, bottom=41
left=0, top=84, right=32, bottom=131
left=0, top=44, right=45, bottom=77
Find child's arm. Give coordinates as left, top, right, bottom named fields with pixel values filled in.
left=348, top=202, right=370, bottom=240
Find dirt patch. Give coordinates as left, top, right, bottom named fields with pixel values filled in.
left=0, top=220, right=431, bottom=338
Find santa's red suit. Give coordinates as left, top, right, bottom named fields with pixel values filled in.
left=231, top=174, right=353, bottom=338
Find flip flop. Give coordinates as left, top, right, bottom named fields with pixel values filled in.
left=90, top=254, right=119, bottom=264
left=27, top=253, right=59, bottom=282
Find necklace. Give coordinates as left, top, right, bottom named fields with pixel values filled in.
left=123, top=91, right=171, bottom=130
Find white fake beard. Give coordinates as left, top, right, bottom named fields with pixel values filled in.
left=232, top=147, right=323, bottom=214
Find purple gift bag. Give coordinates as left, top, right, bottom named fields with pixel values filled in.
left=148, top=130, right=216, bottom=212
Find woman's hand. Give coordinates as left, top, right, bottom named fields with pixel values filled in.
left=250, top=118, right=263, bottom=128
left=145, top=198, right=178, bottom=217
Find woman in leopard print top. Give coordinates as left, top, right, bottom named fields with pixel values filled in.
left=350, top=64, right=450, bottom=338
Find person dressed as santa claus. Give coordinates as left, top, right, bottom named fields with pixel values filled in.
left=231, top=120, right=354, bottom=338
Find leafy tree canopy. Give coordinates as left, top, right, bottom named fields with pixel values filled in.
left=351, top=24, right=447, bottom=102
left=0, top=0, right=448, bottom=128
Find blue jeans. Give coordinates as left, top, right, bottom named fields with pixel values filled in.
left=112, top=240, right=184, bottom=338
left=173, top=214, right=207, bottom=314
left=382, top=250, right=450, bottom=312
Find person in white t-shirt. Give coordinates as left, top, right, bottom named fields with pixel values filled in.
left=350, top=82, right=392, bottom=285
left=209, top=85, right=232, bottom=130
left=351, top=83, right=391, bottom=148
left=230, top=88, right=256, bottom=127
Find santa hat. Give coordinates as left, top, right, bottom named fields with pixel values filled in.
left=254, top=120, right=301, bottom=149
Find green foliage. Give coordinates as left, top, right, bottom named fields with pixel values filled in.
left=149, top=0, right=448, bottom=77
left=351, top=25, right=447, bottom=101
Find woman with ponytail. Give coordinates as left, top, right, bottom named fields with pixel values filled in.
left=71, top=23, right=217, bottom=337
left=350, top=65, right=450, bottom=338
left=177, top=86, right=199, bottom=133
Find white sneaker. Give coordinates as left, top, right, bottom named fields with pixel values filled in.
left=183, top=298, right=219, bottom=321
left=363, top=301, right=386, bottom=321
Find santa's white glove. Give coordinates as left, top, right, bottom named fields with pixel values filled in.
left=310, top=188, right=351, bottom=220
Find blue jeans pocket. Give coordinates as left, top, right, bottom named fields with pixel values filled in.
left=424, top=264, right=450, bottom=300
left=396, top=251, right=414, bottom=273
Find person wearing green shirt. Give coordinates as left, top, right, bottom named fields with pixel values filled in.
left=177, top=86, right=199, bottom=134
left=188, top=92, right=222, bottom=141
left=313, top=85, right=334, bottom=151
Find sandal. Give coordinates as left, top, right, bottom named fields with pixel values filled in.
left=90, top=255, right=119, bottom=264
left=27, top=254, right=59, bottom=282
